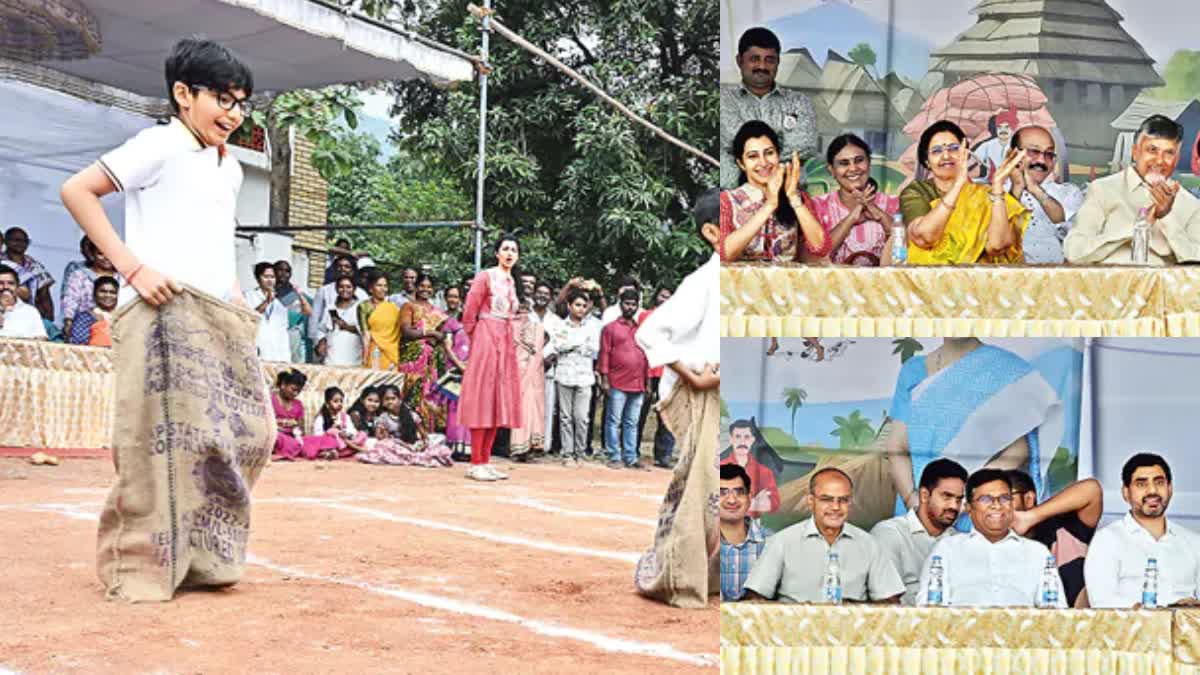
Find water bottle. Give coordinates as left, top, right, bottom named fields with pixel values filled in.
left=1036, top=556, right=1060, bottom=608
left=890, top=212, right=908, bottom=265
left=1142, top=558, right=1159, bottom=609
left=1132, top=207, right=1150, bottom=265
left=926, top=555, right=945, bottom=606
left=822, top=551, right=843, bottom=605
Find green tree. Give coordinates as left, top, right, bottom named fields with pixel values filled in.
left=383, top=0, right=719, bottom=289
left=848, top=42, right=877, bottom=77
left=892, top=338, right=924, bottom=364
left=782, top=386, right=808, bottom=437
left=1149, top=50, right=1200, bottom=101
left=830, top=410, right=875, bottom=449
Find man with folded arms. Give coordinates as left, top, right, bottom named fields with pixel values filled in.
left=918, top=469, right=1064, bottom=607
left=743, top=467, right=904, bottom=603
left=1065, top=115, right=1200, bottom=265
left=1085, top=453, right=1200, bottom=608
left=872, top=458, right=967, bottom=606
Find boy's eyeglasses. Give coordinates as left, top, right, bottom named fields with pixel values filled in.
left=191, top=85, right=253, bottom=114
left=719, top=487, right=748, bottom=498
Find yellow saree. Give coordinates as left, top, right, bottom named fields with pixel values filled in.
left=359, top=300, right=402, bottom=370
left=905, top=181, right=1030, bottom=265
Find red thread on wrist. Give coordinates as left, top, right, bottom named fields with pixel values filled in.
left=126, top=264, right=144, bottom=284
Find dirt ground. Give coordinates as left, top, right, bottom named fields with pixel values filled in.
left=0, top=455, right=717, bottom=674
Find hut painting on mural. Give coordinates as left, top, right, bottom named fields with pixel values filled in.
left=722, top=0, right=1199, bottom=190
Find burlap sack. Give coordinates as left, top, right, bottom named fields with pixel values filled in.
left=97, top=286, right=274, bottom=602
left=633, top=380, right=719, bottom=609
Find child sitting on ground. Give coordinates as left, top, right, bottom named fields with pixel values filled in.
left=310, top=386, right=367, bottom=460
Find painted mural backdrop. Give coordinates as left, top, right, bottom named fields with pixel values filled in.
left=720, top=0, right=1200, bottom=192
left=719, top=338, right=1084, bottom=533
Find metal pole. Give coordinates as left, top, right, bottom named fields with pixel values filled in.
left=473, top=0, right=491, bottom=273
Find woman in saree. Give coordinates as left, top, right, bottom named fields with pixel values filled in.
left=397, top=273, right=449, bottom=431
left=509, top=302, right=546, bottom=461
left=720, top=119, right=830, bottom=263
left=459, top=234, right=523, bottom=482
left=357, top=268, right=402, bottom=371
left=808, top=134, right=901, bottom=266
left=900, top=120, right=1030, bottom=264
left=886, top=338, right=1063, bottom=527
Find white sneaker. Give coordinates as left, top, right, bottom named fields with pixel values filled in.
left=485, top=464, right=509, bottom=480
left=466, top=465, right=497, bottom=481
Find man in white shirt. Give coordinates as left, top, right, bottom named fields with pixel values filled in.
left=1065, top=115, right=1200, bottom=265
left=0, top=266, right=48, bottom=340
left=531, top=281, right=561, bottom=453
left=871, top=458, right=967, bottom=606
left=918, top=469, right=1065, bottom=608
left=309, top=254, right=366, bottom=362
left=1006, top=126, right=1085, bottom=263
left=743, top=467, right=905, bottom=604
left=1085, top=453, right=1200, bottom=608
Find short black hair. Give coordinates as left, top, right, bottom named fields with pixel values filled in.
left=809, top=467, right=853, bottom=493
left=273, top=259, right=291, bottom=270
left=737, top=27, right=781, bottom=57
left=692, top=187, right=719, bottom=240
left=565, top=288, right=589, bottom=305
left=729, top=419, right=753, bottom=433
left=966, top=468, right=1012, bottom=503
left=534, top=281, right=553, bottom=294
left=165, top=38, right=253, bottom=113
left=93, top=276, right=119, bottom=296
left=1122, top=452, right=1172, bottom=487
left=334, top=237, right=353, bottom=249
left=1136, top=114, right=1184, bottom=145
left=331, top=254, right=357, bottom=271
left=825, top=133, right=872, bottom=166
left=615, top=275, right=640, bottom=292
left=918, top=458, right=968, bottom=493
left=0, top=266, right=20, bottom=283
left=1006, top=469, right=1036, bottom=494
left=253, top=261, right=274, bottom=280
left=917, top=120, right=967, bottom=169
left=618, top=288, right=639, bottom=303
left=721, top=463, right=752, bottom=492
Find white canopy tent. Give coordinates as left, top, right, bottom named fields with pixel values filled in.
left=1, top=0, right=474, bottom=321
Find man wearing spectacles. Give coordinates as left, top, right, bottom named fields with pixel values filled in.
left=719, top=464, right=774, bottom=601
left=1006, top=126, right=1085, bottom=264
left=871, top=458, right=967, bottom=606
left=918, top=469, right=1064, bottom=607
left=743, top=468, right=904, bottom=604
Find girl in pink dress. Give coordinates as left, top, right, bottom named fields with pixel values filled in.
left=808, top=134, right=901, bottom=267
left=308, top=386, right=368, bottom=460
left=458, top=234, right=523, bottom=482
left=271, top=369, right=309, bottom=460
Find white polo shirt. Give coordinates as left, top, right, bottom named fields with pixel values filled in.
left=1084, top=513, right=1200, bottom=608
left=99, top=118, right=242, bottom=305
left=918, top=528, right=1064, bottom=608
left=871, top=509, right=958, bottom=606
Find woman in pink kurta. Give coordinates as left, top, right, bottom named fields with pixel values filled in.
left=459, top=235, right=523, bottom=482
left=808, top=134, right=901, bottom=267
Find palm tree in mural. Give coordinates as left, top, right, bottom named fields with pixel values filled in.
left=892, top=338, right=924, bottom=364
left=831, top=410, right=876, bottom=449
left=782, top=387, right=808, bottom=437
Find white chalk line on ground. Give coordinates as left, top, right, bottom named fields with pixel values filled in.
left=247, top=555, right=717, bottom=668
left=279, top=498, right=642, bottom=564
left=339, top=491, right=657, bottom=528
left=17, top=504, right=717, bottom=669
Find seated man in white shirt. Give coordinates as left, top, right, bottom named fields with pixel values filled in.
left=1084, top=453, right=1200, bottom=608
left=918, top=468, right=1064, bottom=608
left=1065, top=115, right=1200, bottom=265
left=1005, top=125, right=1085, bottom=264
left=743, top=467, right=905, bottom=604
left=872, top=458, right=967, bottom=605
left=0, top=266, right=48, bottom=340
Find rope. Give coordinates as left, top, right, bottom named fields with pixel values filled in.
left=466, top=4, right=718, bottom=168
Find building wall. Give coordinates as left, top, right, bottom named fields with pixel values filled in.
left=288, top=134, right=331, bottom=292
